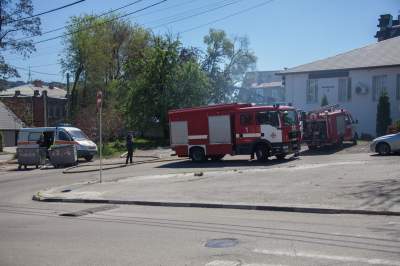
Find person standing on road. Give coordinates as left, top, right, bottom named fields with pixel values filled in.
left=126, top=133, right=134, bottom=164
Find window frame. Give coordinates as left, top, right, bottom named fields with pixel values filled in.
left=58, top=130, right=72, bottom=141
left=306, top=79, right=318, bottom=104
left=338, top=77, right=352, bottom=102
left=372, top=75, right=387, bottom=101
left=255, top=111, right=280, bottom=127
left=240, top=113, right=253, bottom=126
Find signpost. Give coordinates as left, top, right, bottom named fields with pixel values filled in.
left=97, top=91, right=103, bottom=183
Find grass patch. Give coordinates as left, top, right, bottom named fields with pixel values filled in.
left=100, top=137, right=169, bottom=158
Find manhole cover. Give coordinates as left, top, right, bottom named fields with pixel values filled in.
left=205, top=238, right=239, bottom=248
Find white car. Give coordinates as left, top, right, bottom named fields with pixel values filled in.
left=370, top=133, right=400, bottom=155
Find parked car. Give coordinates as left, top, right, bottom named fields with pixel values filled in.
left=370, top=133, right=400, bottom=155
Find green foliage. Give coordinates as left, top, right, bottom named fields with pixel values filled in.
left=0, top=0, right=41, bottom=79
left=321, top=95, right=329, bottom=107
left=376, top=91, right=392, bottom=136
left=61, top=16, right=257, bottom=141
left=202, top=29, right=257, bottom=103
left=395, top=120, right=400, bottom=131
left=124, top=34, right=210, bottom=138
left=0, top=132, right=3, bottom=152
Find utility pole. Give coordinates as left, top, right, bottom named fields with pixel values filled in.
left=66, top=72, right=70, bottom=122
left=97, top=91, right=103, bottom=183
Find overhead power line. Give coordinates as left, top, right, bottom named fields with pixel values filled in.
left=16, top=0, right=146, bottom=41
left=180, top=0, right=274, bottom=34
left=9, top=0, right=86, bottom=23
left=151, top=0, right=243, bottom=29
left=33, top=0, right=167, bottom=45
left=14, top=66, right=60, bottom=76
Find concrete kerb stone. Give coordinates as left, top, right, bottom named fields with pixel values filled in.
left=32, top=194, right=400, bottom=217
left=62, top=156, right=184, bottom=174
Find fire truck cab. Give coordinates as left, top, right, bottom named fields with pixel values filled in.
left=168, top=103, right=301, bottom=162
left=302, top=105, right=358, bottom=149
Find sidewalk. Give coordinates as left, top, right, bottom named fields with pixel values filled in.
left=0, top=146, right=16, bottom=164
left=34, top=152, right=400, bottom=215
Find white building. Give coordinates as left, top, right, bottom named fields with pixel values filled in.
left=280, top=36, right=400, bottom=137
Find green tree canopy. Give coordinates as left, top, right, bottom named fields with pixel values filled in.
left=202, top=28, right=256, bottom=103
left=0, top=0, right=41, bottom=79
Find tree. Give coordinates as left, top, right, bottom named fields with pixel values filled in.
left=124, top=34, right=209, bottom=137
left=61, top=15, right=148, bottom=136
left=321, top=94, right=329, bottom=106
left=376, top=91, right=391, bottom=136
left=202, top=29, right=256, bottom=103
left=0, top=0, right=41, bottom=79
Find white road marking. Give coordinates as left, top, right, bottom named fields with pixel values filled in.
left=205, top=261, right=286, bottom=266
left=253, top=249, right=400, bottom=266
left=205, top=261, right=240, bottom=266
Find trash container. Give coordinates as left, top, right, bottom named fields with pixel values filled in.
left=49, top=145, right=77, bottom=168
left=17, top=147, right=46, bottom=170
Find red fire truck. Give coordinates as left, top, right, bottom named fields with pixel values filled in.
left=168, top=103, right=301, bottom=162
left=302, top=105, right=358, bottom=149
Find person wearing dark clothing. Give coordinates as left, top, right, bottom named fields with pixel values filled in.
left=126, top=134, right=134, bottom=164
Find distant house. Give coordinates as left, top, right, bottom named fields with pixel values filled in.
left=279, top=36, right=400, bottom=137
left=0, top=101, right=24, bottom=147
left=0, top=80, right=67, bottom=127
left=238, top=71, right=285, bottom=105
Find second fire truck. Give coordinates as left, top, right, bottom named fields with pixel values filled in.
left=168, top=103, right=301, bottom=162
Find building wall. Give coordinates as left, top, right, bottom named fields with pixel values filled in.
left=0, top=95, right=67, bottom=127
left=0, top=130, right=18, bottom=147
left=284, top=67, right=400, bottom=136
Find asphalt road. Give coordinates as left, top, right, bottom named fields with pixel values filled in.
left=0, top=147, right=400, bottom=266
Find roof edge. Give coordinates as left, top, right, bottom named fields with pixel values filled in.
left=277, top=64, right=400, bottom=75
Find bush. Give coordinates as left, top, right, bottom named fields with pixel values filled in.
left=321, top=95, right=329, bottom=107
left=376, top=92, right=392, bottom=136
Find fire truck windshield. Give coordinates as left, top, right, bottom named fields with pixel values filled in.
left=281, top=110, right=297, bottom=126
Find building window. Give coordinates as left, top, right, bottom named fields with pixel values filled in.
left=372, top=75, right=387, bottom=101
left=397, top=74, right=400, bottom=100
left=306, top=79, right=318, bottom=103
left=338, top=78, right=351, bottom=102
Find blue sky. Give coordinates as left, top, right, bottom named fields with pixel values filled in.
left=5, top=0, right=400, bottom=83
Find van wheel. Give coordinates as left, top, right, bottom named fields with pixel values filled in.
left=377, top=142, right=391, bottom=156
left=255, top=144, right=269, bottom=162
left=84, top=155, right=93, bottom=162
left=190, top=147, right=205, bottom=162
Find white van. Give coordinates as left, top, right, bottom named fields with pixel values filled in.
left=18, top=126, right=97, bottom=161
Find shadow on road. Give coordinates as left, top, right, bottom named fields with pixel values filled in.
left=347, top=178, right=400, bottom=211
left=300, top=143, right=355, bottom=156
left=158, top=156, right=299, bottom=169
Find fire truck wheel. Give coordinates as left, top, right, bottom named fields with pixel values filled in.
left=308, top=145, right=317, bottom=150
left=377, top=142, right=391, bottom=156
left=255, top=144, right=269, bottom=161
left=190, top=147, right=206, bottom=162
left=276, top=154, right=286, bottom=160
left=210, top=155, right=224, bottom=161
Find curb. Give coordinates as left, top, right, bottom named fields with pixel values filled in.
left=32, top=195, right=400, bottom=216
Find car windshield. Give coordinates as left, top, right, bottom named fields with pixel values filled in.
left=280, top=110, right=297, bottom=126
left=67, top=129, right=88, bottom=140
